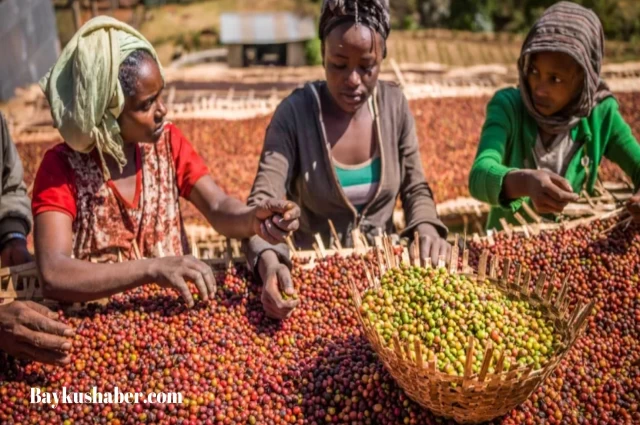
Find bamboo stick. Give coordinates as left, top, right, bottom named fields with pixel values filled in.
left=413, top=231, right=421, bottom=267
left=415, top=339, right=424, bottom=369
left=477, top=251, right=488, bottom=281
left=490, top=255, right=499, bottom=278
left=513, top=212, right=532, bottom=237
left=521, top=202, right=543, bottom=224
left=501, top=258, right=511, bottom=285
left=392, top=334, right=404, bottom=360
left=360, top=232, right=370, bottom=248
left=500, top=218, right=513, bottom=238
left=478, top=343, right=494, bottom=382
left=312, top=243, right=323, bottom=259
left=462, top=249, right=469, bottom=273
left=352, top=229, right=365, bottom=252
left=535, top=272, right=546, bottom=298
left=494, top=351, right=507, bottom=375
left=132, top=239, right=142, bottom=260
left=314, top=234, right=327, bottom=258
left=327, top=220, right=343, bottom=250
left=464, top=335, right=475, bottom=379
left=449, top=235, right=459, bottom=274
left=521, top=270, right=531, bottom=296
left=513, top=263, right=522, bottom=292
left=554, top=277, right=570, bottom=311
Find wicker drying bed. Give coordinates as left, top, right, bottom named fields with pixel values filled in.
left=469, top=203, right=629, bottom=246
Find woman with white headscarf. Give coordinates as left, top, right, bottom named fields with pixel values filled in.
left=32, top=17, right=300, bottom=307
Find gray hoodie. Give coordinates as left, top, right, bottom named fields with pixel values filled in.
left=244, top=80, right=446, bottom=270
left=0, top=111, right=32, bottom=242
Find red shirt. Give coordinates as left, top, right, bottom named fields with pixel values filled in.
left=32, top=123, right=208, bottom=262
left=33, top=123, right=207, bottom=219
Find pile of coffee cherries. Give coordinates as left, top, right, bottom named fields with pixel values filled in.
left=362, top=266, right=561, bottom=375
left=0, top=219, right=639, bottom=425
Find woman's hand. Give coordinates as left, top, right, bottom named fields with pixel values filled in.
left=252, top=200, right=301, bottom=245
left=504, top=170, right=579, bottom=214
left=147, top=255, right=216, bottom=308
left=525, top=170, right=579, bottom=214
left=0, top=301, right=74, bottom=365
left=627, top=190, right=640, bottom=222
left=410, top=223, right=452, bottom=267
left=0, top=237, right=33, bottom=267
left=258, top=251, right=299, bottom=320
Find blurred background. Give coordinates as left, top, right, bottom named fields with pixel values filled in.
left=2, top=0, right=640, bottom=233
left=49, top=1, right=640, bottom=67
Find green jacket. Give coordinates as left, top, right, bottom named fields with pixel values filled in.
left=469, top=88, right=640, bottom=230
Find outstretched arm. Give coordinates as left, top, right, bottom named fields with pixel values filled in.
left=189, top=175, right=299, bottom=242
left=35, top=211, right=214, bottom=307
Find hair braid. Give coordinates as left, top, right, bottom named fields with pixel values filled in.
left=319, top=0, right=391, bottom=56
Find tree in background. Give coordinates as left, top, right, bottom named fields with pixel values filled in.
left=417, top=0, right=451, bottom=28
left=415, top=0, right=640, bottom=42
left=389, top=0, right=420, bottom=29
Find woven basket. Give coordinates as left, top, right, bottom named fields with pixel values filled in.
left=350, top=236, right=594, bottom=424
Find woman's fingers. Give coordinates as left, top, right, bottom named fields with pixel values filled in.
left=256, top=200, right=300, bottom=220
left=281, top=203, right=301, bottom=221
left=547, top=173, right=579, bottom=201
left=169, top=275, right=195, bottom=308
left=182, top=268, right=209, bottom=302
left=15, top=341, right=71, bottom=366
left=21, top=301, right=61, bottom=320
left=415, top=235, right=452, bottom=268
left=258, top=222, right=281, bottom=245
left=277, top=266, right=296, bottom=297
left=186, top=257, right=217, bottom=296
left=262, top=280, right=289, bottom=319
left=13, top=324, right=72, bottom=353
left=261, top=267, right=299, bottom=320
left=263, top=219, right=290, bottom=243
left=272, top=215, right=299, bottom=233
left=439, top=241, right=452, bottom=267
left=535, top=194, right=567, bottom=214
left=419, top=235, right=433, bottom=267
left=20, top=305, right=74, bottom=338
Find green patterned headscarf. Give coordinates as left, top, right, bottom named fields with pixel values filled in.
left=40, top=16, right=163, bottom=180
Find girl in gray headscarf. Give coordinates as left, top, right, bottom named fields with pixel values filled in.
left=469, top=1, right=640, bottom=229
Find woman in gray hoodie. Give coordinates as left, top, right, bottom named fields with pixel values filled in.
left=245, top=0, right=450, bottom=319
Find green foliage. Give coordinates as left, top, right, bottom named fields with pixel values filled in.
left=416, top=0, right=640, bottom=41
left=305, top=37, right=323, bottom=66
left=388, top=0, right=419, bottom=29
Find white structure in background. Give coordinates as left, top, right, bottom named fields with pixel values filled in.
left=220, top=12, right=316, bottom=68
left=0, top=0, right=60, bottom=101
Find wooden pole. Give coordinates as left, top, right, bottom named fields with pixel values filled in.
left=390, top=58, right=407, bottom=89
left=90, top=0, right=99, bottom=17
left=71, top=0, right=83, bottom=31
